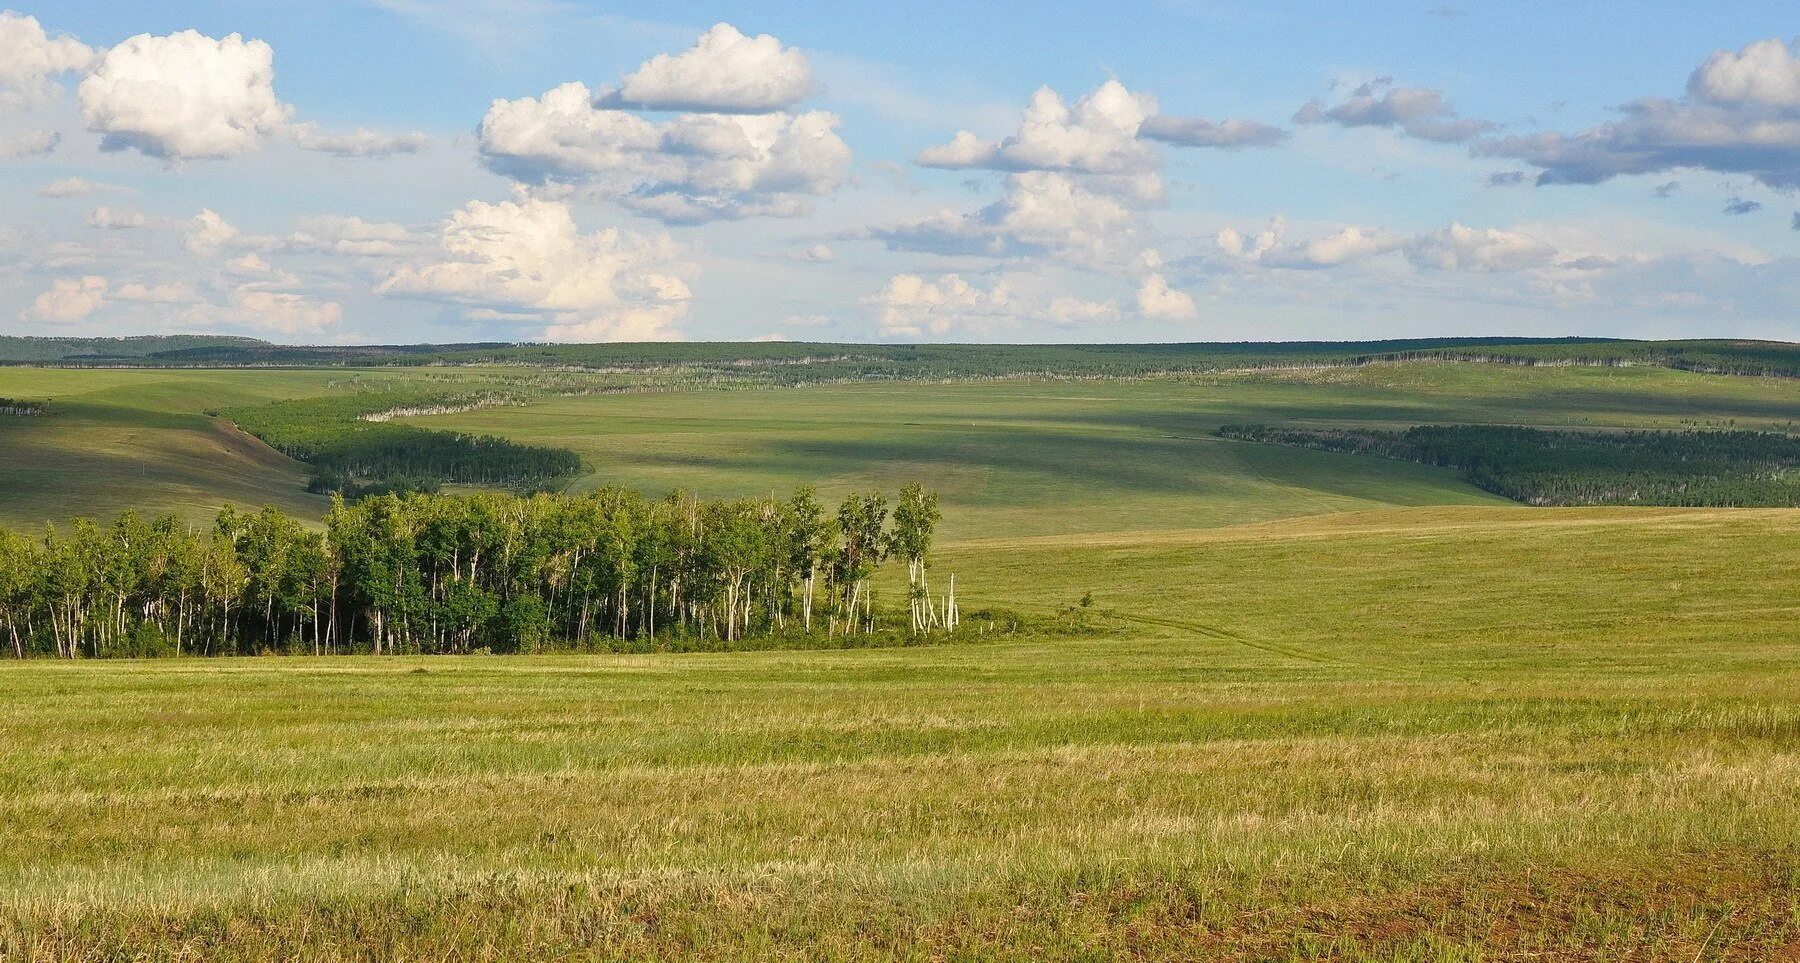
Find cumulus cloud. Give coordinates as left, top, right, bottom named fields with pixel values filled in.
left=378, top=198, right=694, bottom=341
left=478, top=81, right=852, bottom=223
left=0, top=127, right=58, bottom=157
left=1137, top=273, right=1196, bottom=320
left=231, top=290, right=343, bottom=334
left=1403, top=223, right=1557, bottom=272
left=598, top=23, right=813, bottom=113
left=0, top=11, right=93, bottom=105
left=1217, top=219, right=1559, bottom=273
left=918, top=79, right=1285, bottom=177
left=867, top=170, right=1141, bottom=268
left=79, top=30, right=291, bottom=161
left=1293, top=78, right=1495, bottom=143
left=85, top=206, right=149, bottom=230
left=1479, top=37, right=1800, bottom=190
left=186, top=209, right=241, bottom=255
left=25, top=275, right=108, bottom=322
left=872, top=273, right=1015, bottom=337
left=893, top=80, right=1285, bottom=280
left=871, top=272, right=1127, bottom=337
left=113, top=281, right=199, bottom=304
left=291, top=122, right=429, bottom=157
left=1232, top=224, right=1404, bottom=269
left=39, top=177, right=134, bottom=198
left=793, top=243, right=835, bottom=262
left=1688, top=36, right=1800, bottom=108
left=281, top=215, right=421, bottom=258
left=918, top=81, right=1161, bottom=175
left=1139, top=115, right=1288, bottom=149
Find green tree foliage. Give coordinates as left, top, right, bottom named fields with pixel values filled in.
left=1221, top=424, right=1800, bottom=507
left=10, top=335, right=1799, bottom=380
left=223, top=392, right=581, bottom=495
left=0, top=486, right=949, bottom=658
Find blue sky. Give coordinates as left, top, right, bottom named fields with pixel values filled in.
left=2, top=1, right=1797, bottom=343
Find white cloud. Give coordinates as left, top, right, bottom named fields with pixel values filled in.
left=26, top=276, right=108, bottom=322
left=79, top=30, right=292, bottom=161
left=1689, top=36, right=1800, bottom=108
left=1214, top=219, right=1568, bottom=278
left=0, top=11, right=93, bottom=106
left=1140, top=114, right=1288, bottom=149
left=892, top=80, right=1282, bottom=280
left=1481, top=37, right=1800, bottom=190
left=1405, top=223, right=1557, bottom=272
left=917, top=81, right=1160, bottom=175
left=868, top=170, right=1142, bottom=268
left=1137, top=273, right=1196, bottom=320
left=231, top=290, right=343, bottom=334
left=1048, top=296, right=1121, bottom=324
left=113, top=281, right=198, bottom=304
left=478, top=81, right=852, bottom=222
left=291, top=122, right=430, bottom=157
left=378, top=198, right=694, bottom=341
left=794, top=243, right=836, bottom=262
left=281, top=215, right=421, bottom=258
left=186, top=209, right=241, bottom=255
left=0, top=128, right=58, bottom=158
left=1223, top=223, right=1404, bottom=270
left=871, top=272, right=1123, bottom=337
left=600, top=23, right=813, bottom=113
left=38, top=177, right=135, bottom=198
left=873, top=273, right=1017, bottom=337
left=918, top=79, right=1286, bottom=175
left=86, top=206, right=149, bottom=230
left=1293, top=78, right=1495, bottom=143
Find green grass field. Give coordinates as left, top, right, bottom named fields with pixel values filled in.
left=1, top=359, right=1798, bottom=959
left=4, top=507, right=1797, bottom=960
left=412, top=364, right=1800, bottom=537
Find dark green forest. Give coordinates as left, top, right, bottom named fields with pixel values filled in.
left=7, top=335, right=1798, bottom=379
left=222, top=392, right=582, bottom=496
left=1221, top=424, right=1800, bottom=507
left=0, top=486, right=974, bottom=659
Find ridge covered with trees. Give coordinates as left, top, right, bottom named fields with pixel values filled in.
left=222, top=391, right=582, bottom=497
left=1220, top=424, right=1800, bottom=507
left=6, top=336, right=1797, bottom=380
left=0, top=486, right=976, bottom=659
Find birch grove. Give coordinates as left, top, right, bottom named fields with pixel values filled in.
left=0, top=486, right=957, bottom=658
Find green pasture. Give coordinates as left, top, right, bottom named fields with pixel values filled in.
left=3, top=361, right=1795, bottom=536
left=2, top=506, right=1796, bottom=959
left=1, top=359, right=1798, bottom=958
left=414, top=364, right=1800, bottom=537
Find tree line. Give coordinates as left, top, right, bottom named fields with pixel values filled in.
left=224, top=392, right=581, bottom=496
left=0, top=485, right=961, bottom=659
left=1220, top=423, right=1800, bottom=507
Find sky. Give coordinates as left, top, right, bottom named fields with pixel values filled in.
left=1, top=1, right=1797, bottom=345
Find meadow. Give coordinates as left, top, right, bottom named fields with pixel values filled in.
left=3, top=507, right=1797, bottom=960
left=0, top=354, right=1797, bottom=959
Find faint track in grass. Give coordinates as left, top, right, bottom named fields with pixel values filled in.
left=1107, top=611, right=1427, bottom=677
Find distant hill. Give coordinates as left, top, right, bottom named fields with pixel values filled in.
left=2, top=335, right=1796, bottom=379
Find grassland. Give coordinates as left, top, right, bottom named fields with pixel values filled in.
left=414, top=364, right=1800, bottom=537
left=3, top=360, right=1794, bottom=535
left=2, top=507, right=1797, bottom=960
left=1, top=357, right=1798, bottom=959
left=0, top=366, right=553, bottom=529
